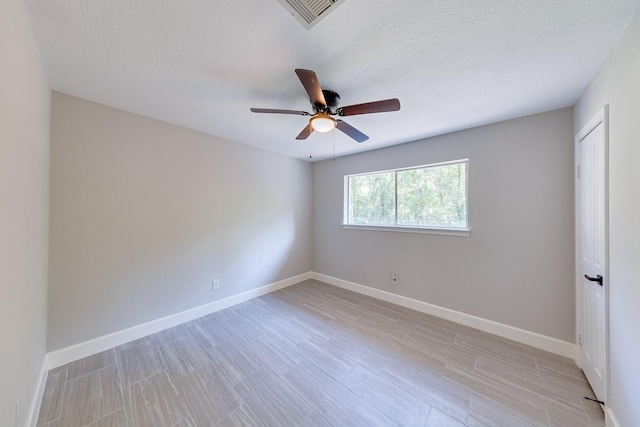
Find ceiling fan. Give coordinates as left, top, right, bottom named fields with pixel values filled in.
left=250, top=69, right=400, bottom=143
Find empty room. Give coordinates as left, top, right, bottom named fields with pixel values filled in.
left=2, top=0, right=640, bottom=426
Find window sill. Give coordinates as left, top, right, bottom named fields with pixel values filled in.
left=342, top=224, right=470, bottom=236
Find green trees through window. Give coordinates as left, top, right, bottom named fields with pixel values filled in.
left=346, top=160, right=468, bottom=229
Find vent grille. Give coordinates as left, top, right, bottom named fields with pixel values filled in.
left=277, top=0, right=345, bottom=29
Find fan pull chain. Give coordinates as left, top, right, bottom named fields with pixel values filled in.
left=309, top=139, right=312, bottom=159
left=333, top=134, right=336, bottom=161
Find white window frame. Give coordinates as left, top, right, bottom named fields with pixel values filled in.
left=343, top=159, right=470, bottom=236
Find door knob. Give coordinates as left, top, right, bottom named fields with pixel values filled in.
left=584, top=274, right=603, bottom=286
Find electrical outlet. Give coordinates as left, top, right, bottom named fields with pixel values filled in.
left=391, top=273, right=399, bottom=285
left=212, top=280, right=220, bottom=290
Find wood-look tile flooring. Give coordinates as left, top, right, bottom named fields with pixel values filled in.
left=37, top=280, right=604, bottom=427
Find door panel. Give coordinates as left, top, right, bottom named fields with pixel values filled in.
left=577, top=111, right=607, bottom=402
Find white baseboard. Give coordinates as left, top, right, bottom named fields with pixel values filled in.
left=26, top=354, right=49, bottom=427
left=311, top=272, right=575, bottom=359
left=48, top=272, right=311, bottom=368
left=606, top=408, right=620, bottom=427
left=46, top=270, right=574, bottom=367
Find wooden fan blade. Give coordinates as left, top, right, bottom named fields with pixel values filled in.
left=336, top=120, right=368, bottom=143
left=250, top=108, right=310, bottom=116
left=295, top=123, right=314, bottom=140
left=337, top=98, right=400, bottom=116
left=295, top=69, right=326, bottom=107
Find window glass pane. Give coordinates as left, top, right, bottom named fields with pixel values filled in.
left=348, top=172, right=395, bottom=225
left=396, top=162, right=466, bottom=228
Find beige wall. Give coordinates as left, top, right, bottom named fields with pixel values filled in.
left=312, top=108, right=575, bottom=341
left=49, top=93, right=312, bottom=350
left=0, top=0, right=50, bottom=425
left=575, top=13, right=640, bottom=427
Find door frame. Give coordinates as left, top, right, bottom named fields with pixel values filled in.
left=574, top=105, right=609, bottom=403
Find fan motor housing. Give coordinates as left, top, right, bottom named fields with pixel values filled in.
left=314, top=90, right=340, bottom=113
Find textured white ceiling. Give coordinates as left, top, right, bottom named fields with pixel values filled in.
left=26, top=0, right=640, bottom=161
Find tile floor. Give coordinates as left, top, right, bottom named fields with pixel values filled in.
left=36, top=280, right=604, bottom=426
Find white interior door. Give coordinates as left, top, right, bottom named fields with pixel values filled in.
left=576, top=107, right=608, bottom=403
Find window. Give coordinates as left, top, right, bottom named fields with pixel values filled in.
left=344, top=159, right=469, bottom=234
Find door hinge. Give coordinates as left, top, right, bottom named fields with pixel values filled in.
left=577, top=165, right=580, bottom=178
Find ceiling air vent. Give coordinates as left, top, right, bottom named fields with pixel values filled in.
left=277, top=0, right=346, bottom=29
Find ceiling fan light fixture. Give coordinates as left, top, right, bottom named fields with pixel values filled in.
left=310, top=113, right=336, bottom=133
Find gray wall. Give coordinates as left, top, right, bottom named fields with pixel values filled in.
left=0, top=0, right=50, bottom=424
left=49, top=93, right=312, bottom=350
left=312, top=108, right=575, bottom=341
left=575, top=13, right=640, bottom=427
